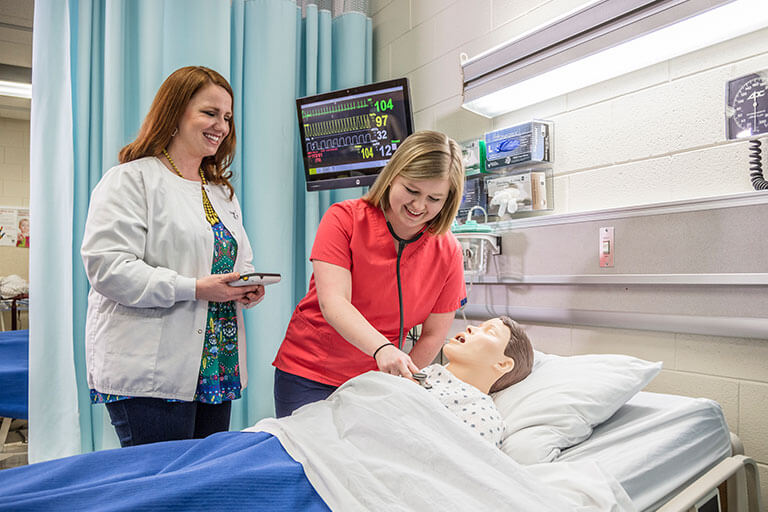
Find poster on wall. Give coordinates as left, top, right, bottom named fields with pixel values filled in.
left=0, top=208, right=30, bottom=248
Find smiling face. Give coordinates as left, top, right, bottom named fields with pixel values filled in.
left=172, top=83, right=232, bottom=161
left=384, top=175, right=450, bottom=239
left=18, top=219, right=29, bottom=235
left=443, top=318, right=512, bottom=368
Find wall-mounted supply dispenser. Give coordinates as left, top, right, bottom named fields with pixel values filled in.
left=457, top=175, right=487, bottom=222
left=460, top=138, right=486, bottom=176
left=486, top=170, right=550, bottom=220
left=484, top=120, right=552, bottom=171
left=480, top=119, right=554, bottom=220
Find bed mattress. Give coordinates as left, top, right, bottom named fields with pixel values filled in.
left=556, top=391, right=731, bottom=512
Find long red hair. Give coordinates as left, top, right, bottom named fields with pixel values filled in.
left=118, top=66, right=237, bottom=198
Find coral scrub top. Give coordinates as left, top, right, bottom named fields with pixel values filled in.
left=273, top=198, right=466, bottom=387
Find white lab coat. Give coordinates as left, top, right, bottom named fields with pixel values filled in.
left=81, top=156, right=255, bottom=400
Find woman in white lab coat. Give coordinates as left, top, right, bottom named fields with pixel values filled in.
left=81, top=66, right=265, bottom=446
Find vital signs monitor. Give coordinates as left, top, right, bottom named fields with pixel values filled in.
left=296, top=78, right=414, bottom=191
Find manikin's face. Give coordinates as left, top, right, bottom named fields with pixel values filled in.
left=385, top=175, right=450, bottom=238
left=443, top=318, right=512, bottom=367
left=173, top=83, right=232, bottom=160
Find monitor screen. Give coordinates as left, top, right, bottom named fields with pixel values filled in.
left=296, top=78, right=414, bottom=191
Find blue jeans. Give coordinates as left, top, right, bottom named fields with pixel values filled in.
left=105, top=397, right=232, bottom=447
left=273, top=369, right=337, bottom=418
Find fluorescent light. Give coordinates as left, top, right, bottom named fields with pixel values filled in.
left=0, top=80, right=32, bottom=99
left=463, top=0, right=768, bottom=117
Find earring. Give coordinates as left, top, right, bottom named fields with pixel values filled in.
left=171, top=128, right=178, bottom=137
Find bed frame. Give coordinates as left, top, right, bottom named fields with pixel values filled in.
left=658, top=433, right=762, bottom=512
left=0, top=416, right=12, bottom=456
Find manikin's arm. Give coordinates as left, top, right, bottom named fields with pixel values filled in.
left=408, top=311, right=454, bottom=368
left=313, top=260, right=419, bottom=376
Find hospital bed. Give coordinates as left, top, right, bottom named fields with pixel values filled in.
left=0, top=367, right=760, bottom=511
left=560, top=391, right=762, bottom=512
left=0, top=295, right=28, bottom=332
left=0, top=329, right=28, bottom=465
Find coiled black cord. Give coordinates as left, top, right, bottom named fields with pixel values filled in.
left=749, top=139, right=768, bottom=190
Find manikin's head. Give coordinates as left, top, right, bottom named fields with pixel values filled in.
left=443, top=316, right=534, bottom=394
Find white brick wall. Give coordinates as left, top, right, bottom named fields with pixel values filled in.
left=390, top=1, right=768, bottom=503
left=0, top=117, right=29, bottom=207
left=0, top=117, right=29, bottom=329
left=374, top=1, right=768, bottom=213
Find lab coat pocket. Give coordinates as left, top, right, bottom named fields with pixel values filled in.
left=101, top=305, right=164, bottom=357
left=90, top=304, right=165, bottom=393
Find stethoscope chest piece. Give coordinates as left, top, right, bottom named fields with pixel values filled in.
left=412, top=372, right=432, bottom=389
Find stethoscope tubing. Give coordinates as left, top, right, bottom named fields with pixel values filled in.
left=386, top=220, right=426, bottom=350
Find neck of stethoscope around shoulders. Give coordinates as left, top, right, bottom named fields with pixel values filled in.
left=386, top=221, right=426, bottom=350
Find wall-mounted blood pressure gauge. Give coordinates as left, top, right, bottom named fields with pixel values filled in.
left=726, top=71, right=768, bottom=140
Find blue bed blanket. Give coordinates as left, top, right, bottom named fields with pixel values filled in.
left=0, top=431, right=329, bottom=511
left=0, top=329, right=28, bottom=419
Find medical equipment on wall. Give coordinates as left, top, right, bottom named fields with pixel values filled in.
left=725, top=70, right=768, bottom=190
left=451, top=207, right=501, bottom=326
left=457, top=175, right=487, bottom=222
left=452, top=207, right=501, bottom=275
left=296, top=78, right=414, bottom=191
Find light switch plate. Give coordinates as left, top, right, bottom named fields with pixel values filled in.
left=599, top=227, right=614, bottom=268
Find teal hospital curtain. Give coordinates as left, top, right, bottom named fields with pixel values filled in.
left=30, top=0, right=372, bottom=462
left=295, top=1, right=373, bottom=291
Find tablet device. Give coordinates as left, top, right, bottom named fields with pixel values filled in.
left=228, top=272, right=281, bottom=286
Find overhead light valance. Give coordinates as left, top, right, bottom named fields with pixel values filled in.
left=462, top=0, right=768, bottom=117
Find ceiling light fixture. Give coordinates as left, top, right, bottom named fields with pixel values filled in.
left=462, top=0, right=768, bottom=117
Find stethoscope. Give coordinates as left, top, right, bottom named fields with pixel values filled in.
left=385, top=220, right=426, bottom=350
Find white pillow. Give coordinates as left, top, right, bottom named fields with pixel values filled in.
left=493, top=350, right=661, bottom=464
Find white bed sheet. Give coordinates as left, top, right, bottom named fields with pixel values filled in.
left=556, top=391, right=732, bottom=512
left=249, top=371, right=634, bottom=511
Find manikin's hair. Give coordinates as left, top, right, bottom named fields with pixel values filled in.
left=489, top=316, right=534, bottom=394
left=364, top=130, right=464, bottom=235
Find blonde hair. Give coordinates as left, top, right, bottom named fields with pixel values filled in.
left=364, top=130, right=464, bottom=235
left=118, top=66, right=237, bottom=198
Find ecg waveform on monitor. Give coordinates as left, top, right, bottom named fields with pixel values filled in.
left=306, top=132, right=374, bottom=152
left=303, top=114, right=372, bottom=137
left=301, top=99, right=370, bottom=119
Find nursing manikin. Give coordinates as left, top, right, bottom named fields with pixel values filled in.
left=419, top=316, right=534, bottom=448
